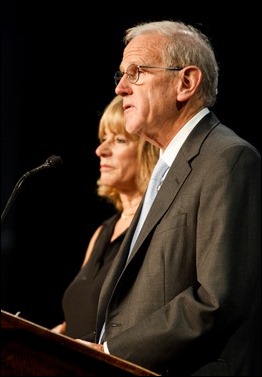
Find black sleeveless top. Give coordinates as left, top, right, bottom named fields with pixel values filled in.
left=62, top=213, right=126, bottom=340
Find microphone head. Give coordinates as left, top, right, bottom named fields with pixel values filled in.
left=46, top=155, right=63, bottom=168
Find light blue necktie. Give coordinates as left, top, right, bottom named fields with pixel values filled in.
left=128, top=158, right=169, bottom=256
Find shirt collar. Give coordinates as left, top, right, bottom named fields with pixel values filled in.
left=160, top=108, right=210, bottom=167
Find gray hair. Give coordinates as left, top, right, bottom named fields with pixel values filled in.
left=124, top=20, right=219, bottom=107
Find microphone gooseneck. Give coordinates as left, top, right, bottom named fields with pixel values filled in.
left=25, top=155, right=63, bottom=177
left=1, top=155, right=63, bottom=225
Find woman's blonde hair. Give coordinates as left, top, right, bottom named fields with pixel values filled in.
left=97, top=95, right=159, bottom=212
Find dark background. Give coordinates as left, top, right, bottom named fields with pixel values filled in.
left=1, top=1, right=260, bottom=328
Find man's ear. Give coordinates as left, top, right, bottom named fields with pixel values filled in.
left=176, top=66, right=202, bottom=102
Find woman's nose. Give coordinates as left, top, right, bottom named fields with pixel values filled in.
left=95, top=142, right=110, bottom=157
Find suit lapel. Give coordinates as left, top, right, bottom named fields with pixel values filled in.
left=128, top=152, right=191, bottom=261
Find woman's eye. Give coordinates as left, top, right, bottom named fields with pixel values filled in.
left=115, top=136, right=127, bottom=143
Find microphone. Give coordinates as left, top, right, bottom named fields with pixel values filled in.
left=23, top=155, right=63, bottom=176
left=1, top=155, right=63, bottom=224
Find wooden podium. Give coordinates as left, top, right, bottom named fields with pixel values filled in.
left=1, top=310, right=160, bottom=376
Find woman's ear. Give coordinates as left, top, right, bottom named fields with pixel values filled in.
left=176, top=66, right=202, bottom=102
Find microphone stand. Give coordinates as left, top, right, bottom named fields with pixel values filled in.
left=1, top=173, right=30, bottom=225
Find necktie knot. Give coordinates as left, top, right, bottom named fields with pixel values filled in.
left=142, top=157, right=169, bottom=213
left=150, top=158, right=169, bottom=186
left=146, top=158, right=169, bottom=196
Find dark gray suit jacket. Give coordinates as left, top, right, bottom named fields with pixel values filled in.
left=96, top=112, right=261, bottom=376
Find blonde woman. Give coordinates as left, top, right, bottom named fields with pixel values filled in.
left=52, top=95, right=159, bottom=339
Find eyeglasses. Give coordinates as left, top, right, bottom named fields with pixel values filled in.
left=114, top=64, right=183, bottom=86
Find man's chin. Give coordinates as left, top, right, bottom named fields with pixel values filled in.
left=125, top=122, right=141, bottom=135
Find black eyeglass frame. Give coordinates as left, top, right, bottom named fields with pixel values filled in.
left=114, top=64, right=183, bottom=86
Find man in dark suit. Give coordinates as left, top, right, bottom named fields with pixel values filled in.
left=79, top=20, right=261, bottom=376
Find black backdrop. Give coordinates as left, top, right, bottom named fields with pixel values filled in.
left=1, top=1, right=260, bottom=328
